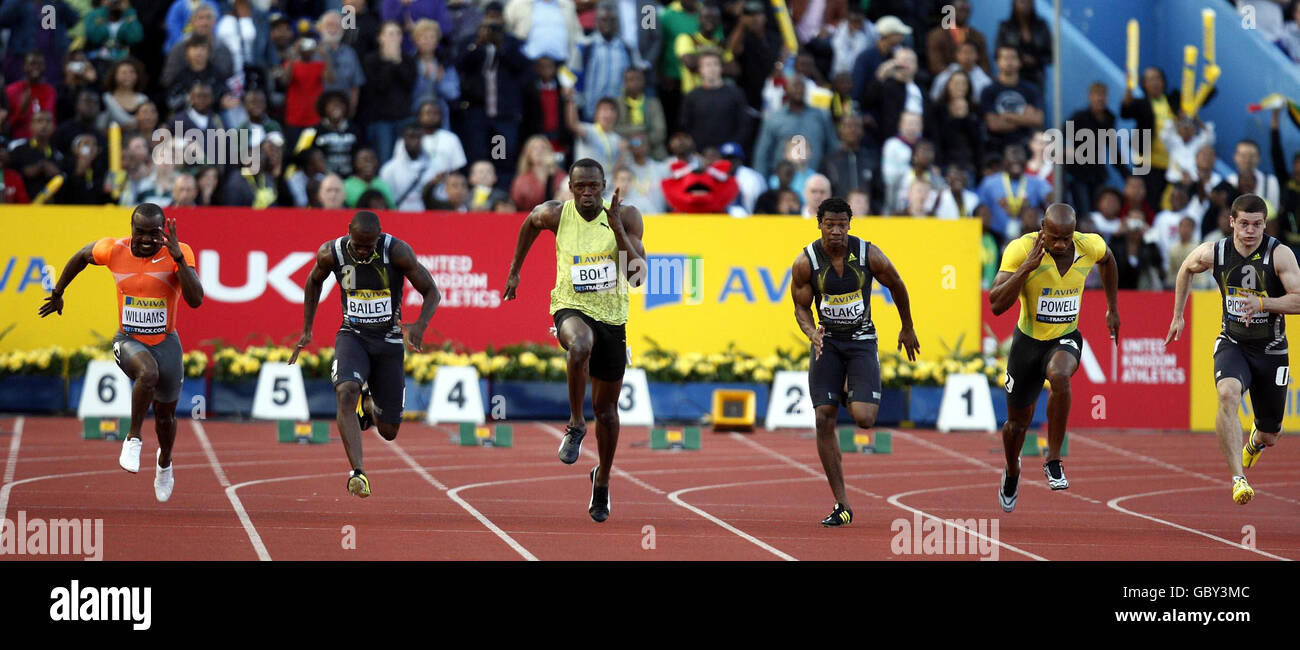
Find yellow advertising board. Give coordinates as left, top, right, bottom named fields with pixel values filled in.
left=627, top=216, right=982, bottom=360
left=1189, top=289, right=1300, bottom=431
left=0, top=206, right=131, bottom=352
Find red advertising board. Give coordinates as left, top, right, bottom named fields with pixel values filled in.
left=170, top=208, right=557, bottom=351
left=982, top=290, right=1190, bottom=429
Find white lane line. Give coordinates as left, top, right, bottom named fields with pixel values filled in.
left=536, top=422, right=664, bottom=494
left=191, top=420, right=272, bottom=561
left=386, top=438, right=537, bottom=561
left=666, top=482, right=800, bottom=561
left=728, top=432, right=883, bottom=499
left=893, top=430, right=1101, bottom=504
left=1106, top=484, right=1294, bottom=561
left=885, top=483, right=1049, bottom=561
left=1071, top=433, right=1300, bottom=506
left=0, top=416, right=25, bottom=524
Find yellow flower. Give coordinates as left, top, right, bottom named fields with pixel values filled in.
left=490, top=356, right=509, bottom=371
left=673, top=359, right=693, bottom=376
left=519, top=351, right=539, bottom=367
left=549, top=357, right=566, bottom=370
left=753, top=368, right=773, bottom=383
left=695, top=362, right=716, bottom=375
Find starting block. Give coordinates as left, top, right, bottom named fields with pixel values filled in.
left=458, top=422, right=513, bottom=447
left=82, top=417, right=129, bottom=441
left=277, top=420, right=330, bottom=444
left=650, top=427, right=701, bottom=450
left=837, top=428, right=892, bottom=454
left=1022, top=432, right=1069, bottom=457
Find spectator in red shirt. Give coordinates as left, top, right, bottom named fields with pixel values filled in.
left=276, top=36, right=328, bottom=134
left=0, top=138, right=31, bottom=204
left=6, top=53, right=57, bottom=140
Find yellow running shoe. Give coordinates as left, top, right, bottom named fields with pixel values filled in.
left=1232, top=476, right=1254, bottom=505
left=348, top=470, right=371, bottom=498
left=1242, top=429, right=1274, bottom=469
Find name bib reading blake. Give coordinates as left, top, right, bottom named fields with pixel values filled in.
left=820, top=290, right=865, bottom=324
left=122, top=296, right=167, bottom=334
left=1226, top=288, right=1267, bottom=323
left=570, top=254, right=617, bottom=293
left=1036, top=293, right=1080, bottom=324
left=346, top=289, right=392, bottom=324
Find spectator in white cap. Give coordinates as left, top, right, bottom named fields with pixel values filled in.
left=849, top=15, right=911, bottom=102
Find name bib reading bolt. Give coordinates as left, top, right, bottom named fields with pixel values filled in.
left=122, top=296, right=167, bottom=334
left=346, top=289, right=392, bottom=323
left=570, top=255, right=617, bottom=293
left=1036, top=294, right=1080, bottom=323
left=1226, top=288, right=1267, bottom=323
left=820, top=291, right=864, bottom=324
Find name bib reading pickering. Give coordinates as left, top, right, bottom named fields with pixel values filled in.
left=122, top=296, right=167, bottom=334
left=570, top=254, right=617, bottom=293
left=820, top=290, right=865, bottom=324
left=1036, top=291, right=1080, bottom=324
left=1226, top=288, right=1267, bottom=323
left=346, top=289, right=392, bottom=324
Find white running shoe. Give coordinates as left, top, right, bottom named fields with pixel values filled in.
left=154, top=449, right=174, bottom=502
left=119, top=436, right=142, bottom=473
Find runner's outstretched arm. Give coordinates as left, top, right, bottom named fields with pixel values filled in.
left=392, top=239, right=441, bottom=353
left=290, top=242, right=336, bottom=364
left=1164, top=242, right=1214, bottom=345
left=1097, top=245, right=1120, bottom=342
left=790, top=253, right=824, bottom=359
left=869, top=244, right=920, bottom=361
left=989, top=231, right=1044, bottom=316
left=1255, top=244, right=1300, bottom=315
left=504, top=201, right=562, bottom=300
left=163, top=218, right=203, bottom=308
left=38, top=242, right=98, bottom=318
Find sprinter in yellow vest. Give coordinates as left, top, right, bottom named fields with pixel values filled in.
left=990, top=203, right=1120, bottom=512
left=505, top=159, right=647, bottom=523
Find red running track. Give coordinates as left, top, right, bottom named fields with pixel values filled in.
left=0, top=415, right=1297, bottom=561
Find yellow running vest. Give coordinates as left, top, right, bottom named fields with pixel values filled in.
left=997, top=232, right=1108, bottom=340
left=550, top=199, right=629, bottom=325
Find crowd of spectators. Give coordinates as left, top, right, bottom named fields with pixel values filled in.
left=2, top=0, right=1298, bottom=292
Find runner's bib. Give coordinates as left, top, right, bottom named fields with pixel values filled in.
left=570, top=254, right=618, bottom=293
left=1225, top=287, right=1268, bottom=325
left=121, top=295, right=168, bottom=335
left=346, top=289, right=393, bottom=324
left=1035, top=293, right=1080, bottom=324
left=819, top=290, right=865, bottom=325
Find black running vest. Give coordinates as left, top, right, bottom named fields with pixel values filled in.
left=804, top=236, right=876, bottom=341
left=331, top=234, right=403, bottom=339
left=1214, top=235, right=1287, bottom=350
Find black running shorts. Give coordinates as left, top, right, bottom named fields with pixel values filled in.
left=809, top=337, right=881, bottom=408
left=112, top=331, right=184, bottom=403
left=553, top=308, right=627, bottom=382
left=1004, top=329, right=1083, bottom=410
left=332, top=329, right=405, bottom=424
left=1213, top=335, right=1289, bottom=433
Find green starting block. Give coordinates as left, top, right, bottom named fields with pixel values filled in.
left=837, top=428, right=892, bottom=454
left=277, top=420, right=330, bottom=444
left=650, top=427, right=701, bottom=450
left=458, top=422, right=513, bottom=447
left=82, top=417, right=130, bottom=441
left=1022, top=432, right=1069, bottom=457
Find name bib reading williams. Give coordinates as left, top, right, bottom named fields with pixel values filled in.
left=1036, top=294, right=1080, bottom=323
left=122, top=296, right=167, bottom=334
left=1226, top=288, right=1267, bottom=323
left=570, top=254, right=617, bottom=293
left=820, top=291, right=865, bottom=324
left=346, top=289, right=392, bottom=324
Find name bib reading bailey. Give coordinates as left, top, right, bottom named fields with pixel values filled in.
left=570, top=254, right=617, bottom=293
left=1226, top=288, right=1268, bottom=323
left=1036, top=292, right=1080, bottom=324
left=820, top=290, right=865, bottom=324
left=122, top=296, right=167, bottom=334
left=346, top=289, right=392, bottom=324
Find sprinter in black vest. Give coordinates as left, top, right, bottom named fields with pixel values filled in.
left=1167, top=194, right=1300, bottom=505
left=291, top=211, right=442, bottom=498
left=791, top=197, right=921, bottom=527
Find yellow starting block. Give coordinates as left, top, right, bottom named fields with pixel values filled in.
left=458, top=423, right=513, bottom=447
left=1022, top=432, right=1069, bottom=457
left=838, top=428, right=892, bottom=454
left=277, top=420, right=330, bottom=444
left=82, top=417, right=129, bottom=441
